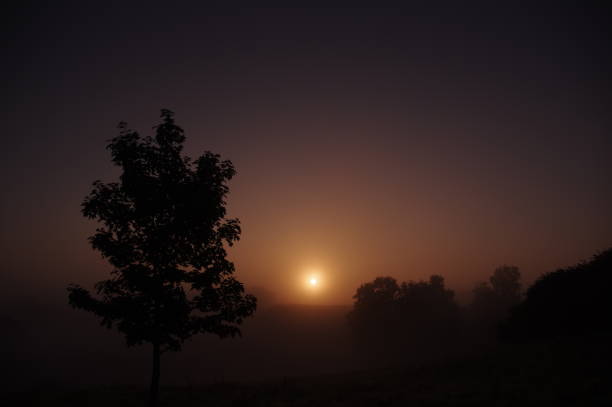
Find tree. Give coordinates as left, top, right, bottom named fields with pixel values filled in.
left=470, top=265, right=521, bottom=326
left=502, top=248, right=612, bottom=340
left=347, top=275, right=460, bottom=349
left=490, top=265, right=521, bottom=305
left=347, top=276, right=400, bottom=339
left=67, top=110, right=256, bottom=406
left=397, top=275, right=459, bottom=326
left=351, top=276, right=400, bottom=312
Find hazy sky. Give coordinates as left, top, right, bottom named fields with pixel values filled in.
left=2, top=2, right=611, bottom=305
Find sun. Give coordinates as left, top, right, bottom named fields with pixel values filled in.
left=304, top=271, right=323, bottom=291
left=301, top=267, right=326, bottom=295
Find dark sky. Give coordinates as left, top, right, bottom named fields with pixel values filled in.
left=2, top=2, right=611, bottom=305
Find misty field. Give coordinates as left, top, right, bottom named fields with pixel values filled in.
left=7, top=335, right=611, bottom=407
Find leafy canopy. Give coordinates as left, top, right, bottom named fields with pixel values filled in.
left=68, top=109, right=256, bottom=352
left=347, top=275, right=459, bottom=338
left=470, top=265, right=521, bottom=324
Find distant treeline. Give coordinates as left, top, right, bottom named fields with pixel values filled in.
left=347, top=247, right=612, bottom=347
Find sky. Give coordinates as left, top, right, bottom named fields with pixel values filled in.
left=2, top=2, right=611, bottom=306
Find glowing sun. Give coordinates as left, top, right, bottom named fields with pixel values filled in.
left=302, top=268, right=325, bottom=294
left=304, top=272, right=323, bottom=291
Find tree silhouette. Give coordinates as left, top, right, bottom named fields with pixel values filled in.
left=502, top=248, right=612, bottom=340
left=351, top=276, right=400, bottom=312
left=397, top=275, right=459, bottom=329
left=470, top=265, right=521, bottom=326
left=490, top=266, right=521, bottom=304
left=347, top=275, right=459, bottom=349
left=67, top=110, right=256, bottom=406
left=347, top=277, right=401, bottom=339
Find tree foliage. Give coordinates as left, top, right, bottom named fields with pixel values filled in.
left=348, top=275, right=460, bottom=345
left=502, top=248, right=612, bottom=340
left=67, top=109, right=256, bottom=353
left=470, top=265, right=521, bottom=325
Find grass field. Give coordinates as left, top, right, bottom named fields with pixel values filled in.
left=7, top=335, right=611, bottom=406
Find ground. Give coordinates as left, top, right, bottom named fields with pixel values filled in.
left=6, top=335, right=611, bottom=406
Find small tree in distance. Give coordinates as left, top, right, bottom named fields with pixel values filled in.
left=68, top=110, right=256, bottom=406
left=470, top=265, right=521, bottom=326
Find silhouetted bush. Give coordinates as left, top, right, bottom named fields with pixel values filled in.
left=501, top=248, right=612, bottom=340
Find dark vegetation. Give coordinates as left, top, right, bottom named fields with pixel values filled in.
left=346, top=267, right=522, bottom=356
left=470, top=265, right=521, bottom=327
left=502, top=248, right=612, bottom=340
left=67, top=110, right=256, bottom=406
left=347, top=275, right=461, bottom=356
left=348, top=249, right=612, bottom=349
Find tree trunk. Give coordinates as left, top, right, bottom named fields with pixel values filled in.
left=149, top=341, right=161, bottom=407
